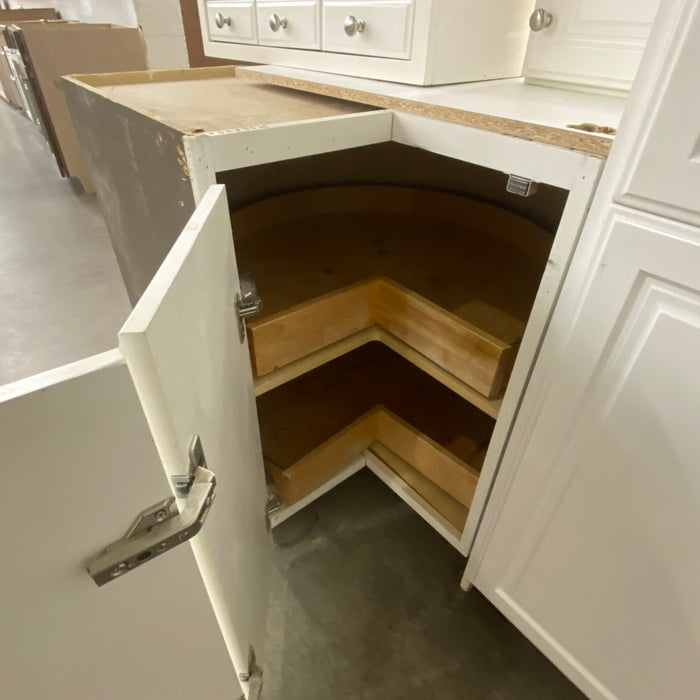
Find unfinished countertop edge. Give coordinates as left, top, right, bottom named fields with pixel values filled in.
left=236, top=66, right=615, bottom=158
left=63, top=65, right=612, bottom=155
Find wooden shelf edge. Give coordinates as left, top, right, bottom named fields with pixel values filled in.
left=265, top=406, right=481, bottom=510
left=254, top=326, right=502, bottom=419
left=365, top=450, right=464, bottom=551
left=250, top=275, right=512, bottom=401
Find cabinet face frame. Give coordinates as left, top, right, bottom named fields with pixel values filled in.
left=182, top=111, right=604, bottom=554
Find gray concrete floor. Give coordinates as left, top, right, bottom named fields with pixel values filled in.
left=1, top=97, right=583, bottom=699
left=266, top=470, right=584, bottom=699
left=0, top=99, right=130, bottom=385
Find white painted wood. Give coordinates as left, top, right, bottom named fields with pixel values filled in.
left=207, top=109, right=394, bottom=172
left=270, top=455, right=366, bottom=527
left=524, top=0, right=660, bottom=94
left=183, top=133, right=218, bottom=205
left=392, top=112, right=593, bottom=190
left=205, top=1, right=258, bottom=44
left=471, top=208, right=700, bottom=700
left=468, top=2, right=700, bottom=696
left=364, top=450, right=463, bottom=550
left=616, top=0, right=700, bottom=228
left=242, top=64, right=627, bottom=138
left=460, top=155, right=603, bottom=552
left=322, top=0, right=415, bottom=59
left=257, top=1, right=321, bottom=49
left=119, top=185, right=271, bottom=690
left=0, top=351, right=242, bottom=699
left=199, top=0, right=533, bottom=85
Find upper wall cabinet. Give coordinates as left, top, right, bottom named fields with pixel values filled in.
left=523, top=0, right=660, bottom=94
left=198, top=0, right=534, bottom=85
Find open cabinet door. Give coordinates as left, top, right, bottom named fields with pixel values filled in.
left=1, top=352, right=244, bottom=699
left=118, top=185, right=271, bottom=693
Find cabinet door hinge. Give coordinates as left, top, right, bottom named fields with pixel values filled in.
left=87, top=436, right=216, bottom=586
left=238, top=646, right=263, bottom=700
left=236, top=271, right=263, bottom=342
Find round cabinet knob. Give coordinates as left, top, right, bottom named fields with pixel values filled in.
left=214, top=12, right=231, bottom=29
left=344, top=15, right=366, bottom=37
left=529, top=8, right=553, bottom=31
left=269, top=13, right=288, bottom=31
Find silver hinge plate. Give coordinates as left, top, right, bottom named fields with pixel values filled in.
left=172, top=434, right=208, bottom=497
left=238, top=647, right=263, bottom=700
left=236, top=271, right=263, bottom=343
left=506, top=174, right=538, bottom=197
left=264, top=472, right=282, bottom=531
left=87, top=436, right=216, bottom=587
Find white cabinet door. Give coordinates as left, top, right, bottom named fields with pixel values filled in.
left=468, top=208, right=700, bottom=699
left=119, top=185, right=271, bottom=690
left=0, top=352, right=243, bottom=699
left=524, top=0, right=660, bottom=92
left=1, top=185, right=270, bottom=698
left=616, top=2, right=700, bottom=228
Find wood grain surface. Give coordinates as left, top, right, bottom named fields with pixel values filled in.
left=258, top=343, right=494, bottom=508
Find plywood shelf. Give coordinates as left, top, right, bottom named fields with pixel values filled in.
left=258, top=343, right=495, bottom=518
left=236, top=186, right=552, bottom=401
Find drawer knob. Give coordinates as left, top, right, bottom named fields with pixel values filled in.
left=269, top=13, right=288, bottom=31
left=344, top=15, right=366, bottom=37
left=529, top=8, right=553, bottom=31
left=214, top=12, right=232, bottom=29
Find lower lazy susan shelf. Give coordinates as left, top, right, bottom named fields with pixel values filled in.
left=257, top=342, right=495, bottom=532
left=234, top=185, right=552, bottom=410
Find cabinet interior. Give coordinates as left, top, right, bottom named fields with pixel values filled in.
left=219, top=142, right=569, bottom=541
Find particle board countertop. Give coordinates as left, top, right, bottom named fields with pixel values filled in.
left=237, top=64, right=627, bottom=157
left=67, top=64, right=625, bottom=157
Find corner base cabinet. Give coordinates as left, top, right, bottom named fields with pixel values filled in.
left=7, top=2, right=700, bottom=691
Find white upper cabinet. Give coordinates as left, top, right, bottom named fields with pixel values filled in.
left=198, top=0, right=534, bottom=85
left=524, top=0, right=660, bottom=93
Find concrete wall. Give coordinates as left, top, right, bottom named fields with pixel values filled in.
left=7, top=0, right=188, bottom=68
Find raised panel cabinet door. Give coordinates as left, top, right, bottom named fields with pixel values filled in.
left=524, top=0, right=660, bottom=92
left=119, top=185, right=272, bottom=693
left=0, top=352, right=242, bottom=699
left=616, top=2, right=700, bottom=228
left=468, top=208, right=700, bottom=699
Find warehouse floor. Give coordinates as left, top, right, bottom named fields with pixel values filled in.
left=0, top=100, right=129, bottom=385
left=1, top=98, right=583, bottom=699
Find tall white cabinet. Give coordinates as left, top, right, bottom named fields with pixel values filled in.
left=466, top=1, right=700, bottom=698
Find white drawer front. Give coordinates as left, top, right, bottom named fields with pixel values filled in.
left=257, top=1, right=321, bottom=49
left=323, top=1, right=414, bottom=59
left=205, top=1, right=257, bottom=44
